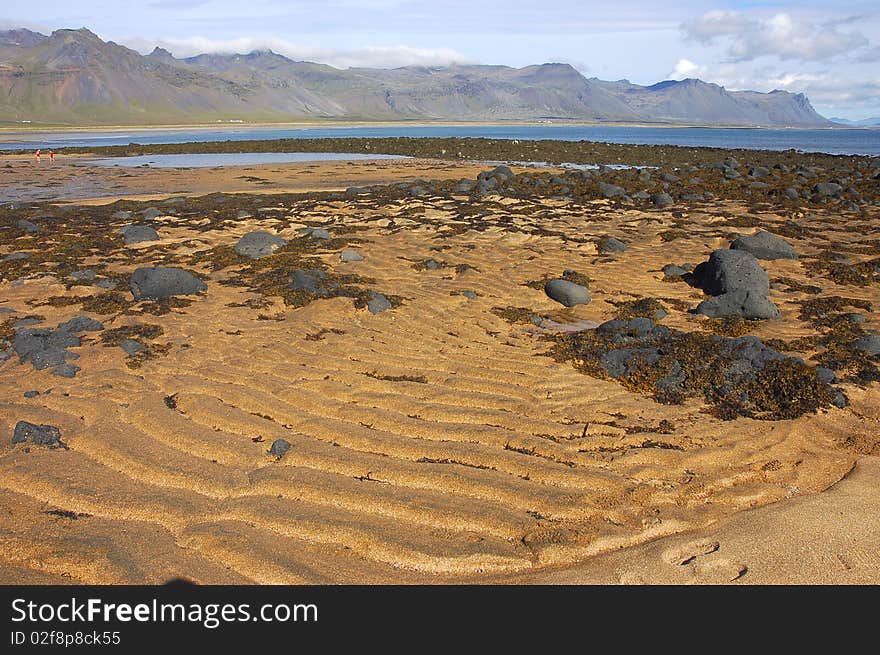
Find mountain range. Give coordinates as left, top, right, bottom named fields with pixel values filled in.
left=0, top=27, right=833, bottom=127
left=829, top=116, right=880, bottom=127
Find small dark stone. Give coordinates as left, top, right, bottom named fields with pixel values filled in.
left=367, top=292, right=393, bottom=314
left=852, top=334, right=880, bottom=356
left=57, top=315, right=104, bottom=333
left=597, top=236, right=627, bottom=254
left=544, top=279, right=590, bottom=307
left=120, top=339, right=145, bottom=355
left=291, top=269, right=339, bottom=298
left=121, top=224, right=160, bottom=245
left=452, top=179, right=475, bottom=193
left=662, top=264, right=689, bottom=278
left=301, top=227, right=331, bottom=240
left=652, top=192, right=674, bottom=208
left=812, top=182, right=842, bottom=198
left=23, top=390, right=40, bottom=398
left=598, top=182, right=626, bottom=198
left=69, top=269, right=97, bottom=282
left=12, top=421, right=66, bottom=448
left=16, top=219, right=39, bottom=233
left=269, top=438, right=291, bottom=458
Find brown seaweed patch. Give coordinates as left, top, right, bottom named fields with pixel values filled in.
left=491, top=306, right=538, bottom=325
left=550, top=319, right=839, bottom=420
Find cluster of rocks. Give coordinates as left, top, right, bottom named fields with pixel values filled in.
left=335, top=157, right=876, bottom=211
left=682, top=231, right=798, bottom=320
left=11, top=315, right=104, bottom=377
left=554, top=317, right=845, bottom=419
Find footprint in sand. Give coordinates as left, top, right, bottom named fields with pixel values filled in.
left=661, top=539, right=747, bottom=583
left=661, top=539, right=720, bottom=566
left=692, top=559, right=748, bottom=583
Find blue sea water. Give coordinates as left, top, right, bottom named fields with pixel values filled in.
left=2, top=124, right=879, bottom=156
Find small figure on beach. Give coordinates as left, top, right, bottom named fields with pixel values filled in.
left=35, top=149, right=41, bottom=162
left=49, top=150, right=54, bottom=162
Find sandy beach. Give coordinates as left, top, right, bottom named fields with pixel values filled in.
left=1, top=151, right=878, bottom=584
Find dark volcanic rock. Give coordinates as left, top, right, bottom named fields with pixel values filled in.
left=544, top=279, right=591, bottom=307
left=812, top=182, right=842, bottom=198
left=234, top=231, right=286, bottom=259
left=652, top=192, right=674, bottom=208
left=12, top=421, right=67, bottom=448
left=269, top=438, right=291, bottom=458
left=69, top=269, right=97, bottom=282
left=689, top=249, right=778, bottom=319
left=695, top=289, right=781, bottom=320
left=291, top=269, right=340, bottom=298
left=690, top=249, right=770, bottom=296
left=17, top=219, right=40, bottom=233
left=853, top=334, right=880, bottom=356
left=662, top=264, right=689, bottom=279
left=121, top=224, right=160, bottom=245
left=598, top=182, right=626, bottom=198
left=300, top=227, right=331, bottom=240
left=340, top=249, right=364, bottom=262
left=120, top=339, right=145, bottom=355
left=452, top=179, right=475, bottom=193
left=57, top=315, right=104, bottom=333
left=13, top=327, right=81, bottom=376
left=130, top=267, right=207, bottom=301
left=597, top=236, right=628, bottom=254
left=730, top=231, right=798, bottom=260
left=367, top=291, right=393, bottom=314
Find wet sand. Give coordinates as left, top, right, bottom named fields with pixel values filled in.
left=0, top=155, right=878, bottom=584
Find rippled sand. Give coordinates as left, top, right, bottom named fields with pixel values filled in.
left=0, top=157, right=877, bottom=584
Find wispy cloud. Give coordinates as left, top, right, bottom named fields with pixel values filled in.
left=122, top=34, right=475, bottom=69
left=683, top=10, right=869, bottom=62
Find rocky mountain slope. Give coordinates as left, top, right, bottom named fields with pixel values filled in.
left=0, top=28, right=832, bottom=126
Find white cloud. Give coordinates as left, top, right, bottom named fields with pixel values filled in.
left=683, top=11, right=869, bottom=62
left=121, top=35, right=475, bottom=69
left=668, top=58, right=705, bottom=79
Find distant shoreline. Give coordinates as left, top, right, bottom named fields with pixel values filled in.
left=0, top=119, right=873, bottom=138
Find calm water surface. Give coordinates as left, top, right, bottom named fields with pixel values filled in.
left=2, top=124, right=878, bottom=156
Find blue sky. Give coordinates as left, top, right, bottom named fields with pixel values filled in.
left=4, top=0, right=880, bottom=119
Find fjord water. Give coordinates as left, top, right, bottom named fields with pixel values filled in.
left=2, top=124, right=879, bottom=156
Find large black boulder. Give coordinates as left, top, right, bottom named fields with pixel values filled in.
left=234, top=231, right=287, bottom=259
left=690, top=249, right=770, bottom=296
left=730, top=231, right=797, bottom=260
left=130, top=267, right=207, bottom=301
